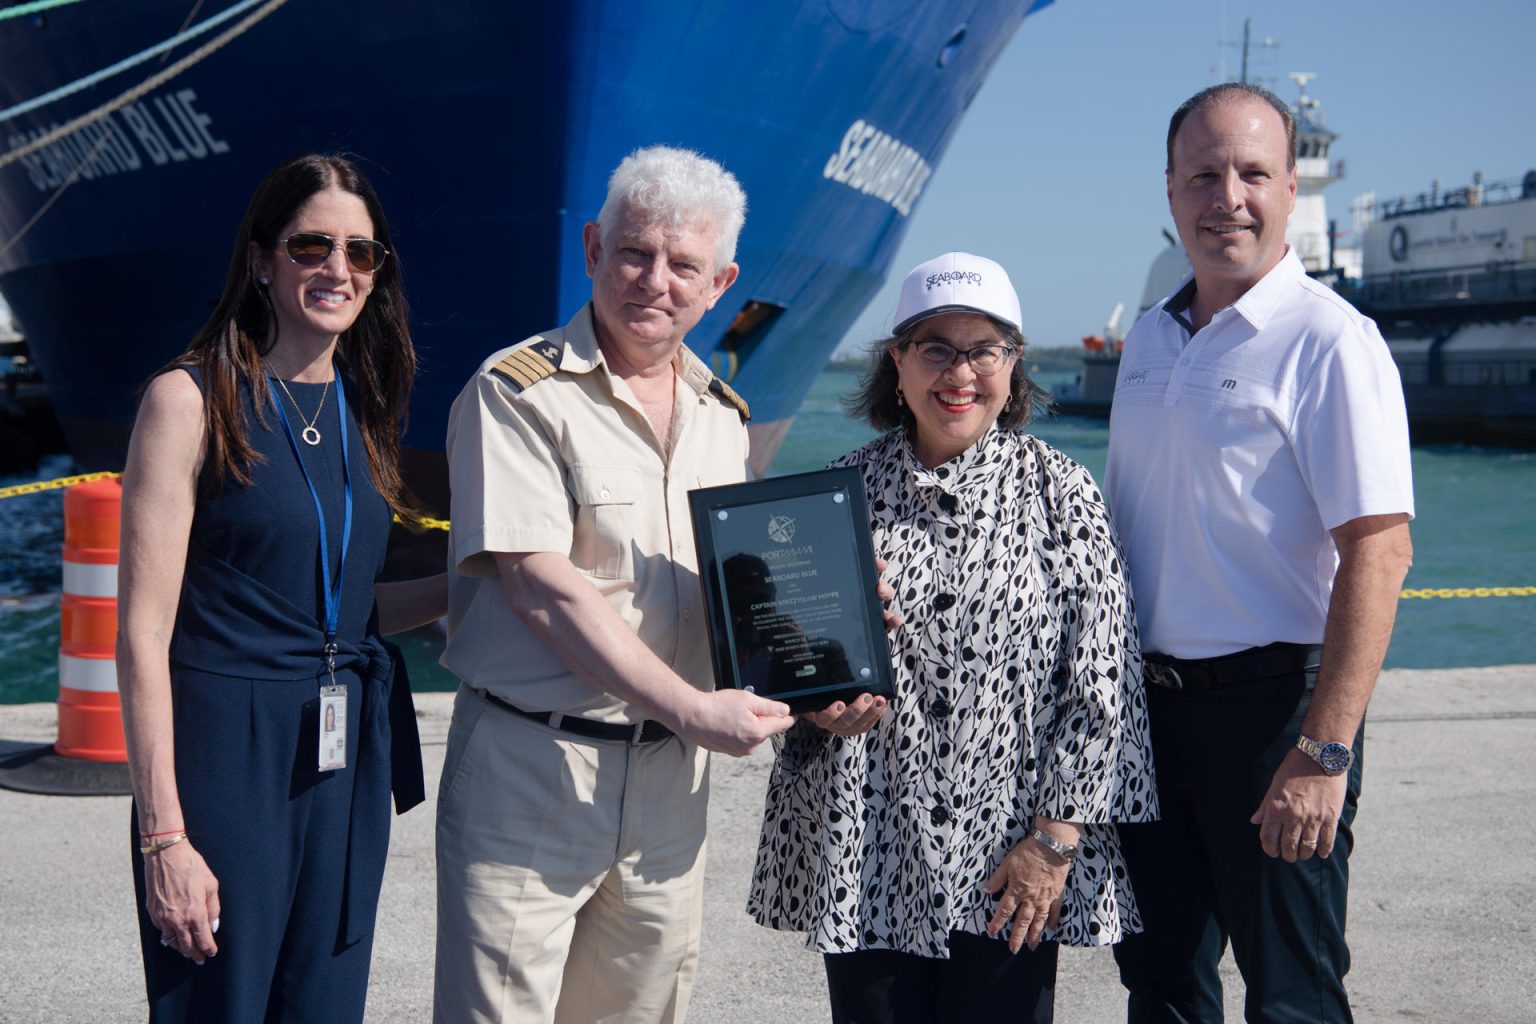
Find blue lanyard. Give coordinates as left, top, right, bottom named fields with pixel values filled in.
left=266, top=368, right=353, bottom=669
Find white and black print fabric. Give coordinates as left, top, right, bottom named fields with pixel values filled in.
left=748, top=426, right=1157, bottom=956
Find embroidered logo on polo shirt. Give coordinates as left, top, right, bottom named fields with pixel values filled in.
left=1221, top=378, right=1237, bottom=390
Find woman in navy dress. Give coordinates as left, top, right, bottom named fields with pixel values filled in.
left=117, top=154, right=446, bottom=1022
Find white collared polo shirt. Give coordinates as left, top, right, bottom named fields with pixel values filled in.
left=1104, top=249, right=1414, bottom=659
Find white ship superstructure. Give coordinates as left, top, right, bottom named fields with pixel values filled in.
left=1340, top=171, right=1536, bottom=443
left=1286, top=72, right=1360, bottom=281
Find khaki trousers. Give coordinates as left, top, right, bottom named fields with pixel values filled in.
left=433, top=686, right=709, bottom=1024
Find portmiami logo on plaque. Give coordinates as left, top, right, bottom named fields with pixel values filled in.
left=688, top=467, right=894, bottom=713
left=767, top=514, right=796, bottom=543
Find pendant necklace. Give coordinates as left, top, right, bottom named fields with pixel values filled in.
left=273, top=374, right=330, bottom=446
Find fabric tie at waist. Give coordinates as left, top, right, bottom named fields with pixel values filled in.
left=338, top=635, right=425, bottom=946
left=170, top=544, right=425, bottom=946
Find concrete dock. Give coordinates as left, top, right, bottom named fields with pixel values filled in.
left=1, top=664, right=1532, bottom=1022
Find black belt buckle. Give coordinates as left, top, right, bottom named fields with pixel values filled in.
left=1144, top=643, right=1319, bottom=692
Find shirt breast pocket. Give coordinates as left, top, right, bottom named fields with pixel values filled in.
left=570, top=464, right=640, bottom=580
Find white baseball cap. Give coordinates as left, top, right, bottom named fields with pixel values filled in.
left=892, top=252, right=1022, bottom=335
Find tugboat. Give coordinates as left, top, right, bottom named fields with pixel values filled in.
left=1049, top=301, right=1123, bottom=417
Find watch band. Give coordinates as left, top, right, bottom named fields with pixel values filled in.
left=1027, top=827, right=1077, bottom=863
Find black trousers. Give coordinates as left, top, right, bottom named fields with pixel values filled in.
left=824, top=930, right=1058, bottom=1024
left=1113, top=663, right=1363, bottom=1024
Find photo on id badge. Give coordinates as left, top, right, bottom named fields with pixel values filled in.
left=319, top=685, right=347, bottom=771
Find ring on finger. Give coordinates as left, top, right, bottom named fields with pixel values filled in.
left=1299, top=837, right=1319, bottom=848
left=159, top=933, right=173, bottom=947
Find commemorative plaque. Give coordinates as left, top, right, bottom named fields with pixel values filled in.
left=689, top=467, right=894, bottom=712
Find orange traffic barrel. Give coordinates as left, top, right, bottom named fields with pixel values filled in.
left=55, top=478, right=126, bottom=762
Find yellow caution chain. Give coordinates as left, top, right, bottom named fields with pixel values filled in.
left=0, top=470, right=121, bottom=498
left=1, top=474, right=1532, bottom=574
left=1, top=469, right=451, bottom=531
left=1399, top=587, right=1536, bottom=600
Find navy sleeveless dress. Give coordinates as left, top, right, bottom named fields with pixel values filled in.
left=131, top=369, right=424, bottom=1024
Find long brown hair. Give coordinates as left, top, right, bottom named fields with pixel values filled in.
left=153, top=153, right=420, bottom=524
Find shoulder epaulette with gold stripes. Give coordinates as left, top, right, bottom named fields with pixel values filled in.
left=489, top=337, right=565, bottom=393
left=709, top=377, right=750, bottom=422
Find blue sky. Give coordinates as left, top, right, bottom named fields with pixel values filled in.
left=838, top=0, right=1536, bottom=352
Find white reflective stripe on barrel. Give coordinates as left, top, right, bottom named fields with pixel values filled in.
left=62, top=560, right=118, bottom=599
left=58, top=653, right=119, bottom=692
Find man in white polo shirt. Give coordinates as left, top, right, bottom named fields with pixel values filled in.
left=1105, top=84, right=1414, bottom=1023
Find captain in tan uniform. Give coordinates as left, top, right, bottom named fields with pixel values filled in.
left=433, top=146, right=796, bottom=1024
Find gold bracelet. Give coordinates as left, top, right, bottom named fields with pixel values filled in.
left=139, top=832, right=189, bottom=855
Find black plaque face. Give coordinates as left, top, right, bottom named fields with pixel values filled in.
left=689, top=467, right=894, bottom=712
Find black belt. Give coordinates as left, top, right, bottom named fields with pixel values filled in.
left=474, top=688, right=674, bottom=744
left=1143, top=642, right=1322, bottom=691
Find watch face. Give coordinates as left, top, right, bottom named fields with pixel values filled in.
left=1319, top=742, right=1353, bottom=774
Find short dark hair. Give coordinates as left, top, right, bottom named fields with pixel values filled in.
left=843, top=319, right=1047, bottom=434
left=1165, top=83, right=1296, bottom=173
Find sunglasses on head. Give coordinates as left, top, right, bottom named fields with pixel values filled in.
left=281, top=232, right=389, bottom=273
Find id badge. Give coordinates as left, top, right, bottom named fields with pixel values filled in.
left=319, top=684, right=347, bottom=771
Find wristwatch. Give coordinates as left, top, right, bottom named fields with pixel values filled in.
left=1295, top=734, right=1354, bottom=775
left=1027, top=827, right=1077, bottom=864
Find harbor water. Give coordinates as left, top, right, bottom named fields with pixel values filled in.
left=1, top=363, right=1531, bottom=705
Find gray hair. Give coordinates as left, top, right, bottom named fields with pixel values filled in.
left=596, top=145, right=747, bottom=271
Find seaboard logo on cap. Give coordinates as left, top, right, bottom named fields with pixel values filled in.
left=926, top=271, right=982, bottom=290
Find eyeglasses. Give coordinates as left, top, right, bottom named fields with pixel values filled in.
left=281, top=232, right=390, bottom=273
left=903, top=339, right=1018, bottom=376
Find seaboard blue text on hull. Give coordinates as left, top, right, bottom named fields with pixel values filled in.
left=0, top=0, right=1058, bottom=506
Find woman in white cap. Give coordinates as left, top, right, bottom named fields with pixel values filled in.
left=749, top=253, right=1157, bottom=1022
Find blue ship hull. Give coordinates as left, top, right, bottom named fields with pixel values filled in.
left=0, top=0, right=1053, bottom=506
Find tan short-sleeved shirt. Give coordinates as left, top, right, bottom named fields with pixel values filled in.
left=442, top=304, right=751, bottom=723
